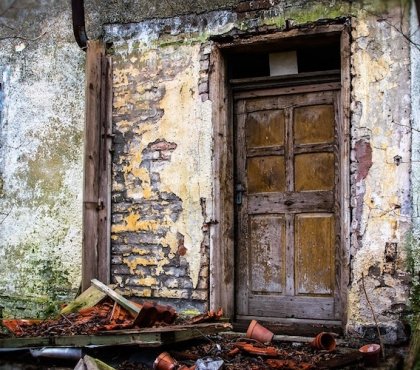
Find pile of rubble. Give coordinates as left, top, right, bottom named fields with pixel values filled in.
left=0, top=279, right=389, bottom=370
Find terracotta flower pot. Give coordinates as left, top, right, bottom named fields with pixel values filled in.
left=153, top=352, right=177, bottom=370
left=359, top=343, right=381, bottom=367
left=246, top=319, right=274, bottom=343
left=310, top=332, right=336, bottom=351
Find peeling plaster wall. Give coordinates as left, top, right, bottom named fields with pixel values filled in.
left=109, top=37, right=214, bottom=312
left=0, top=1, right=85, bottom=318
left=347, top=7, right=413, bottom=343
left=0, top=0, right=416, bottom=341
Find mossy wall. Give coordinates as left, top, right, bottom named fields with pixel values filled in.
left=0, top=1, right=85, bottom=318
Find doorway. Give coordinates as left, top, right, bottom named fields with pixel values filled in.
left=209, top=24, right=350, bottom=332
left=234, top=81, right=341, bottom=322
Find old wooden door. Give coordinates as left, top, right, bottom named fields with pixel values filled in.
left=235, top=84, right=342, bottom=322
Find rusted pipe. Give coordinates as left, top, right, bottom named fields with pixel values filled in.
left=71, top=0, right=88, bottom=51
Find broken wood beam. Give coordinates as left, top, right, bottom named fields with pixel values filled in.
left=91, top=279, right=139, bottom=317
left=0, top=323, right=232, bottom=349
left=61, top=284, right=114, bottom=315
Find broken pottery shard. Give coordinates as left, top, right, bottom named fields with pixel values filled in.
left=266, top=359, right=313, bottom=370
left=234, top=341, right=279, bottom=357
left=188, top=308, right=223, bottom=325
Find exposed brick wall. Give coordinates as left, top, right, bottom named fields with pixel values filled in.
left=110, top=43, right=211, bottom=312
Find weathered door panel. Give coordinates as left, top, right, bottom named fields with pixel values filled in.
left=235, top=86, right=341, bottom=322
left=295, top=214, right=335, bottom=296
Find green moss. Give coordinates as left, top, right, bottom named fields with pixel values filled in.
left=0, top=224, right=78, bottom=318
left=0, top=294, right=61, bottom=319
left=283, top=2, right=351, bottom=25
left=405, top=232, right=420, bottom=322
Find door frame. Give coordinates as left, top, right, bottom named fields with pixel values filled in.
left=209, top=23, right=351, bottom=329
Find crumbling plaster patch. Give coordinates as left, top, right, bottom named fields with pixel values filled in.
left=348, top=8, right=412, bottom=341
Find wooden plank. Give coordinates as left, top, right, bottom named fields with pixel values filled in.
left=233, top=318, right=342, bottom=336
left=0, top=334, right=162, bottom=349
left=339, top=24, right=351, bottom=328
left=295, top=214, right=335, bottom=295
left=247, top=295, right=336, bottom=320
left=83, top=40, right=104, bottom=291
left=247, top=146, right=285, bottom=157
left=234, top=82, right=340, bottom=100
left=215, top=24, right=344, bottom=50
left=285, top=214, right=294, bottom=296
left=160, top=323, right=233, bottom=343
left=235, top=100, right=249, bottom=316
left=317, top=350, right=363, bottom=369
left=83, top=43, right=112, bottom=290
left=84, top=355, right=116, bottom=370
left=97, top=55, right=113, bottom=284
left=209, top=45, right=235, bottom=317
left=294, top=144, right=334, bottom=154
left=231, top=70, right=340, bottom=92
left=249, top=215, right=286, bottom=294
left=248, top=192, right=334, bottom=214
left=0, top=323, right=232, bottom=349
left=96, top=323, right=232, bottom=336
left=60, top=284, right=112, bottom=315
left=91, top=279, right=139, bottom=317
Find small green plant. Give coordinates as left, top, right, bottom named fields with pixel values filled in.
left=404, top=232, right=420, bottom=370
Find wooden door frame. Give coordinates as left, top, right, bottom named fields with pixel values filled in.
left=209, top=23, right=351, bottom=328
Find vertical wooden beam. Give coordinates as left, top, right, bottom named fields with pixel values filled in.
left=97, top=55, right=112, bottom=285
left=82, top=40, right=111, bottom=291
left=339, top=24, right=351, bottom=329
left=209, top=45, right=235, bottom=317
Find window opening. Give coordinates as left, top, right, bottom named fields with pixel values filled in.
left=227, top=36, right=340, bottom=79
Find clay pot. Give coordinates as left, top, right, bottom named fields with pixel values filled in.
left=310, top=332, right=336, bottom=351
left=359, top=343, right=381, bottom=367
left=153, top=352, right=177, bottom=370
left=246, top=320, right=274, bottom=343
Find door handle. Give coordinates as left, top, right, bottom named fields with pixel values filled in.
left=236, top=184, right=246, bottom=205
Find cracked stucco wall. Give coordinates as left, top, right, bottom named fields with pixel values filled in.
left=347, top=6, right=413, bottom=343
left=0, top=1, right=85, bottom=318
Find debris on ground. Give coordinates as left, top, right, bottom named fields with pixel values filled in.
left=1, top=280, right=180, bottom=337
left=0, top=282, right=408, bottom=369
